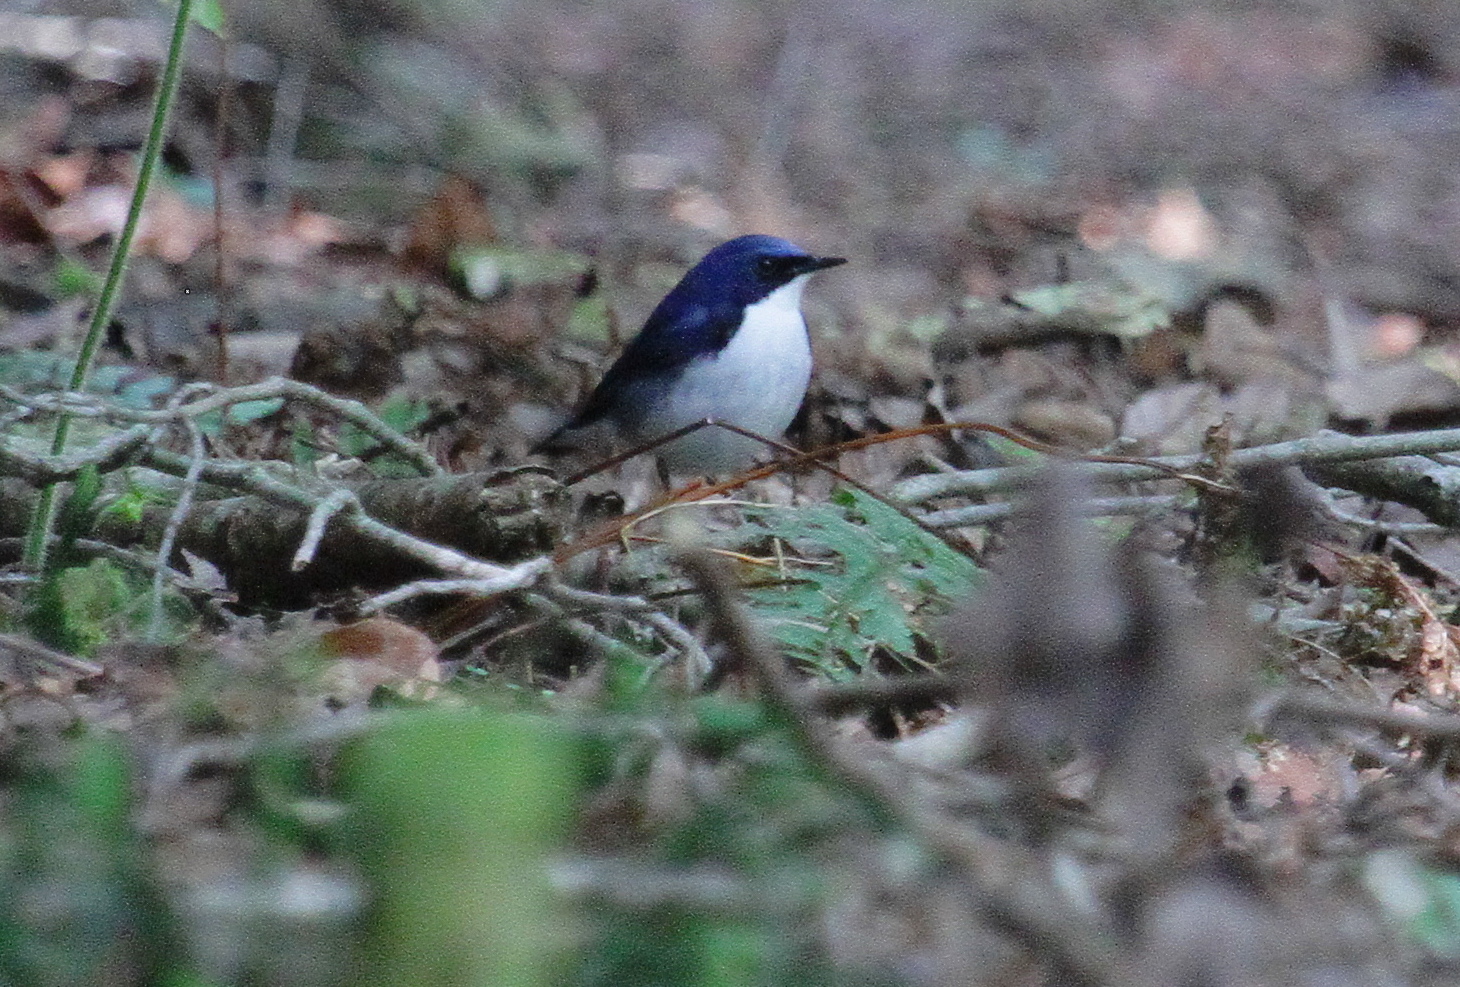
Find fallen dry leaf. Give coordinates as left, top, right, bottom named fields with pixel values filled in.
left=316, top=617, right=443, bottom=705
left=1340, top=553, right=1460, bottom=697
left=1235, top=741, right=1350, bottom=811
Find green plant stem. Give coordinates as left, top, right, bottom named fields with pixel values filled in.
left=23, top=0, right=195, bottom=570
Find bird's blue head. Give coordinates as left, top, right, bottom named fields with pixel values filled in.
left=661, top=234, right=847, bottom=313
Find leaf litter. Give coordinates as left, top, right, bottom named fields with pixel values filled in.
left=12, top=2, right=1460, bottom=983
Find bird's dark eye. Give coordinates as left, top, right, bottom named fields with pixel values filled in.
left=757, top=256, right=795, bottom=281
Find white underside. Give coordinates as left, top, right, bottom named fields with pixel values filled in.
left=633, top=275, right=814, bottom=473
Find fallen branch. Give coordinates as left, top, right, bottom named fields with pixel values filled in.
left=1303, top=455, right=1460, bottom=528
left=893, top=426, right=1460, bottom=504
left=1260, top=691, right=1460, bottom=742
left=0, top=463, right=568, bottom=608
left=0, top=425, right=151, bottom=484
left=0, top=376, right=441, bottom=477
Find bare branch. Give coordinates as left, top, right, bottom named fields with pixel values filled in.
left=0, top=376, right=440, bottom=477
left=893, top=427, right=1460, bottom=504
left=146, top=386, right=212, bottom=641
left=0, top=425, right=151, bottom=483
left=293, top=489, right=355, bottom=571
left=358, top=559, right=553, bottom=613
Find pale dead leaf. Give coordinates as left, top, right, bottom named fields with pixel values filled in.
left=1013, top=398, right=1117, bottom=449
left=136, top=186, right=212, bottom=263
left=45, top=183, right=129, bottom=243
left=1371, top=313, right=1424, bottom=359
left=1239, top=741, right=1347, bottom=810
left=32, top=150, right=93, bottom=199
left=317, top=617, right=443, bottom=704
left=1144, top=187, right=1215, bottom=261
left=1076, top=203, right=1130, bottom=251
left=1419, top=618, right=1460, bottom=697
left=43, top=180, right=212, bottom=262
left=180, top=549, right=229, bottom=593
left=318, top=617, right=439, bottom=674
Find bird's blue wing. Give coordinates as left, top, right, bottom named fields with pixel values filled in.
left=565, top=296, right=741, bottom=428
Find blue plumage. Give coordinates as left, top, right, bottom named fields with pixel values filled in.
left=541, top=235, right=845, bottom=473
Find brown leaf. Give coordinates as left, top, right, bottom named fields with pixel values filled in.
left=401, top=174, right=498, bottom=276
left=319, top=617, right=440, bottom=675
left=317, top=618, right=443, bottom=704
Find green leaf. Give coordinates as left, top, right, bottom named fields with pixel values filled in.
left=1413, top=869, right=1460, bottom=957
left=451, top=247, right=590, bottom=300
left=28, top=559, right=134, bottom=655
left=157, top=0, right=226, bottom=35
left=565, top=295, right=612, bottom=343
left=195, top=397, right=285, bottom=436
left=378, top=395, right=432, bottom=434
left=335, top=396, right=432, bottom=476
left=1002, top=281, right=1171, bottom=340
left=836, top=487, right=979, bottom=597
left=336, top=710, right=578, bottom=987
left=53, top=256, right=101, bottom=298
left=98, top=472, right=174, bottom=526
left=290, top=416, right=319, bottom=466
left=742, top=488, right=980, bottom=676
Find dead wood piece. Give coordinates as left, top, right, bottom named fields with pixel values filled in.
left=93, top=468, right=566, bottom=608
left=1303, top=455, right=1460, bottom=528
left=935, top=297, right=1140, bottom=359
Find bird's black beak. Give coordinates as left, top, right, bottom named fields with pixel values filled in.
left=800, top=255, right=848, bottom=275
left=760, top=252, right=848, bottom=284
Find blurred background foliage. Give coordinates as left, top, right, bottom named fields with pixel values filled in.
left=10, top=0, right=1460, bottom=453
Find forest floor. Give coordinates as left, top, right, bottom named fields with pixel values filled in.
left=7, top=2, right=1460, bottom=985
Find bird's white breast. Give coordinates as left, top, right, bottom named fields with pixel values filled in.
left=647, top=276, right=815, bottom=472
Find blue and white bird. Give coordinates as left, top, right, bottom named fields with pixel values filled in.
left=540, top=235, right=846, bottom=474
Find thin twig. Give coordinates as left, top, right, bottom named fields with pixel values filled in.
left=545, top=582, right=663, bottom=614
left=0, top=537, right=233, bottom=623
left=525, top=593, right=647, bottom=664
left=895, top=426, right=1460, bottom=503
left=0, top=425, right=152, bottom=484
left=357, top=560, right=553, bottom=613
left=292, top=488, right=355, bottom=571
left=804, top=675, right=960, bottom=716
left=1, top=377, right=441, bottom=477
left=1260, top=691, right=1460, bottom=741
left=0, top=632, right=104, bottom=679
left=530, top=583, right=711, bottom=683
left=673, top=547, right=1123, bottom=986
left=919, top=494, right=1182, bottom=529
left=263, top=54, right=310, bottom=213
left=141, top=446, right=511, bottom=583
left=643, top=611, right=712, bottom=688
left=550, top=858, right=783, bottom=912
left=147, top=399, right=207, bottom=642
left=211, top=24, right=235, bottom=387
left=555, top=418, right=1222, bottom=562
